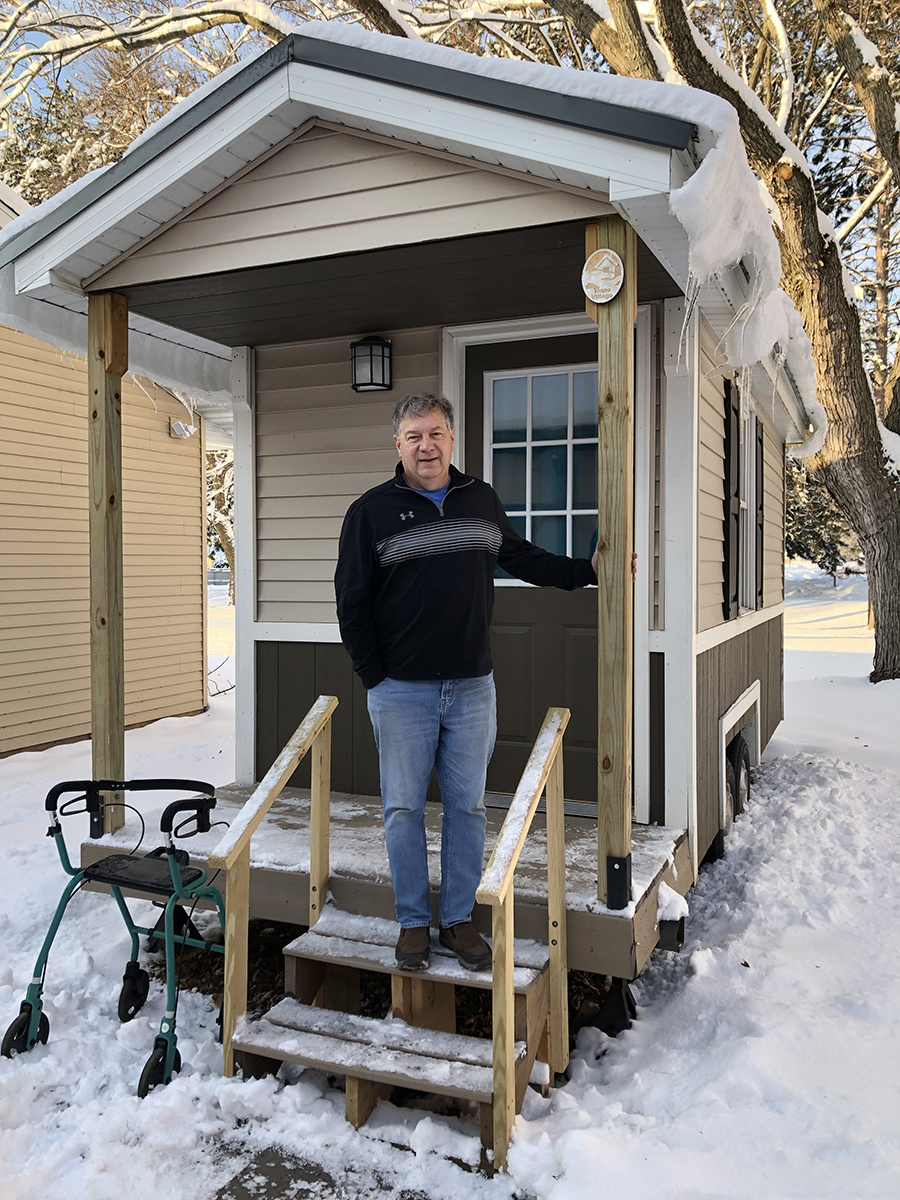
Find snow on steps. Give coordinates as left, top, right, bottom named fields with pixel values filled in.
left=232, top=998, right=527, bottom=1102
left=284, top=905, right=550, bottom=992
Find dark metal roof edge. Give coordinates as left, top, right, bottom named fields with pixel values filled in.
left=288, top=34, right=695, bottom=152
left=0, top=31, right=695, bottom=274
left=0, top=37, right=295, bottom=271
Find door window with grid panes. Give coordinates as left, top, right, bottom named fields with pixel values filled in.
left=485, top=365, right=599, bottom=581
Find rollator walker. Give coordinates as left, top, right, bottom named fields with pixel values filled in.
left=2, top=778, right=226, bottom=1096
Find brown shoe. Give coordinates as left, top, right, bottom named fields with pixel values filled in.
left=396, top=926, right=431, bottom=971
left=439, top=922, right=492, bottom=972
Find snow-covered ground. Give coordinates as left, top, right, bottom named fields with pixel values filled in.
left=1, top=569, right=898, bottom=1198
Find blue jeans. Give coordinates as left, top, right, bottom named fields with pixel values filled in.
left=366, top=674, right=497, bottom=929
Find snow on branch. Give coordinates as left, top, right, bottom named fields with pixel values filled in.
left=813, top=0, right=900, bottom=183
left=759, top=0, right=793, bottom=128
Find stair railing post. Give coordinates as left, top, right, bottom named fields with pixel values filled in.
left=491, top=890, right=515, bottom=1172
left=209, top=695, right=339, bottom=1078
left=222, top=843, right=250, bottom=1077
left=545, top=750, right=569, bottom=1075
left=309, top=714, right=333, bottom=927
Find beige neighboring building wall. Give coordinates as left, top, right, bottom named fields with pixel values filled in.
left=0, top=324, right=206, bottom=756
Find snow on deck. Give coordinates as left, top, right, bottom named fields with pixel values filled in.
left=85, top=786, right=685, bottom=915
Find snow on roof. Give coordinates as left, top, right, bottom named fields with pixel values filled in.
left=0, top=21, right=821, bottom=440
left=300, top=22, right=821, bottom=445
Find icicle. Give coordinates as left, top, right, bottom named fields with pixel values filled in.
left=771, top=341, right=786, bottom=410
left=678, top=273, right=701, bottom=363
left=740, top=364, right=753, bottom=419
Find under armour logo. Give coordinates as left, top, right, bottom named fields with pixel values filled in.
left=400, top=511, right=415, bottom=521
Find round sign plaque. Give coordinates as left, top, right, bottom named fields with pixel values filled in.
left=582, top=249, right=625, bottom=304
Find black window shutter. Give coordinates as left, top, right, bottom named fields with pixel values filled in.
left=755, top=419, right=765, bottom=609
left=722, top=379, right=740, bottom=620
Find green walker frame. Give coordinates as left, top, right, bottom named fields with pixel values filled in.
left=2, top=778, right=226, bottom=1096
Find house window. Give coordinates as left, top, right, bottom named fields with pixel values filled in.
left=723, top=379, right=764, bottom=618
left=485, top=365, right=598, bottom=579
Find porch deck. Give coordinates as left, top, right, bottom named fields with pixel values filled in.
left=81, top=785, right=692, bottom=980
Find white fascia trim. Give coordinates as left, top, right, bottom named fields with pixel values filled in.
left=287, top=63, right=671, bottom=200
left=694, top=603, right=784, bottom=656
left=660, top=297, right=699, bottom=874
left=15, top=69, right=292, bottom=295
left=753, top=356, right=808, bottom=442
left=253, top=622, right=343, bottom=643
left=717, top=679, right=761, bottom=828
left=232, top=347, right=256, bottom=785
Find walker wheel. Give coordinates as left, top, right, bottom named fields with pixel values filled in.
left=137, top=1042, right=181, bottom=1097
left=2, top=1008, right=50, bottom=1057
left=118, top=968, right=150, bottom=1022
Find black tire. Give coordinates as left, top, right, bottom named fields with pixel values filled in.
left=2, top=1008, right=49, bottom=1058
left=727, top=734, right=751, bottom=818
left=137, top=1043, right=181, bottom=1098
left=118, top=968, right=151, bottom=1023
left=724, top=757, right=738, bottom=830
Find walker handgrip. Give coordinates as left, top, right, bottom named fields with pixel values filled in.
left=122, top=778, right=216, bottom=798
left=159, top=797, right=216, bottom=834
left=44, top=781, right=107, bottom=812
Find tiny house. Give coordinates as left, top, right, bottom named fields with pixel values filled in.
left=0, top=26, right=818, bottom=964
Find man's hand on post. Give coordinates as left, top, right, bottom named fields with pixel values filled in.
left=589, top=548, right=638, bottom=582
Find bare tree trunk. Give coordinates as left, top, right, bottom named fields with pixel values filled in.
left=652, top=0, right=900, bottom=682
left=874, top=183, right=889, bottom=417
left=213, top=514, right=236, bottom=605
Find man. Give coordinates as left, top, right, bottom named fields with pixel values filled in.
left=335, top=393, right=600, bottom=972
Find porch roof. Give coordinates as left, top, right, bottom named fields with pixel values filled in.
left=0, top=33, right=695, bottom=277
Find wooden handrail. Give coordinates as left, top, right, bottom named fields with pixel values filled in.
left=475, top=706, right=570, bottom=1173
left=209, top=694, right=338, bottom=870
left=216, top=694, right=338, bottom=1076
left=476, top=707, right=570, bottom=906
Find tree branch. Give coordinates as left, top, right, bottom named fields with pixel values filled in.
left=835, top=166, right=893, bottom=243
left=549, top=0, right=664, bottom=80
left=813, top=1, right=900, bottom=181
left=759, top=0, right=793, bottom=127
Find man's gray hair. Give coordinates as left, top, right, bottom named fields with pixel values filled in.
left=392, top=394, right=455, bottom=438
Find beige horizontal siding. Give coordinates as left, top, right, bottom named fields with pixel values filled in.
left=697, top=325, right=727, bottom=633
left=0, top=325, right=205, bottom=755
left=762, top=423, right=785, bottom=607
left=255, top=326, right=441, bottom=623
left=97, top=127, right=608, bottom=289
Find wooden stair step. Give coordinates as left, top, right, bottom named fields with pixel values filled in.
left=232, top=999, right=526, bottom=1103
left=285, top=906, right=549, bottom=992
left=265, top=997, right=525, bottom=1068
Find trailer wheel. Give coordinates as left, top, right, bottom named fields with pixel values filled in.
left=724, top=758, right=737, bottom=830
left=727, top=734, right=751, bottom=818
left=2, top=1008, right=49, bottom=1057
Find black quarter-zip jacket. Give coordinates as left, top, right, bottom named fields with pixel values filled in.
left=334, top=463, right=596, bottom=689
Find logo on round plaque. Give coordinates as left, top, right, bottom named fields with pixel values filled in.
left=582, top=249, right=625, bottom=304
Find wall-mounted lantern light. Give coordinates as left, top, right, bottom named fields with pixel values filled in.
left=350, top=335, right=392, bottom=392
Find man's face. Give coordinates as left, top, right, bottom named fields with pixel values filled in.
left=394, top=410, right=455, bottom=492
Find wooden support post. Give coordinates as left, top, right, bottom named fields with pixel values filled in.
left=391, top=975, right=456, bottom=1033
left=309, top=717, right=332, bottom=926
left=346, top=1077, right=392, bottom=1128
left=491, top=895, right=515, bottom=1172
left=590, top=216, right=638, bottom=909
left=222, top=844, right=250, bottom=1077
left=545, top=752, right=569, bottom=1074
left=88, top=292, right=128, bottom=834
